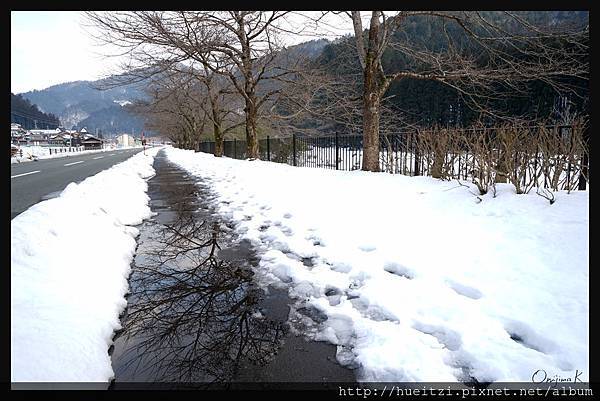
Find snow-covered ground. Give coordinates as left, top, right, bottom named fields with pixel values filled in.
left=11, top=147, right=161, bottom=382
left=165, top=147, right=588, bottom=383
left=10, top=145, right=146, bottom=164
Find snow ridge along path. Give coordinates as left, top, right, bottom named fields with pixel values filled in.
left=11, top=147, right=161, bottom=382
left=165, top=147, right=588, bottom=383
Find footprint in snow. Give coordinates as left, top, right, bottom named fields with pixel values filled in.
left=349, top=296, right=397, bottom=322
left=280, top=226, right=293, bottom=236
left=446, top=280, right=483, bottom=300
left=358, top=244, right=376, bottom=252
left=301, top=257, right=315, bottom=267
left=330, top=262, right=351, bottom=273
left=412, top=321, right=462, bottom=351
left=305, top=233, right=325, bottom=247
left=383, top=262, right=414, bottom=279
left=503, top=319, right=558, bottom=355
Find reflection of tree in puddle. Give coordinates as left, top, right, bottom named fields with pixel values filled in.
left=116, top=210, right=287, bottom=385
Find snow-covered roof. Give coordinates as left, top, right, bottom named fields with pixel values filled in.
left=30, top=129, right=61, bottom=135
left=81, top=134, right=103, bottom=141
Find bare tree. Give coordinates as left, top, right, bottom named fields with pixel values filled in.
left=130, top=70, right=208, bottom=150
left=319, top=11, right=589, bottom=172
left=85, top=11, right=304, bottom=159
left=191, top=64, right=244, bottom=156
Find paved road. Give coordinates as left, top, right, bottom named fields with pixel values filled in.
left=11, top=148, right=144, bottom=220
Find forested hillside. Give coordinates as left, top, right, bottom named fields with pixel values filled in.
left=313, top=11, right=589, bottom=128
left=11, top=93, right=60, bottom=129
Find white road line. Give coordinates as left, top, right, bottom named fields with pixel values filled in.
left=11, top=170, right=41, bottom=179
left=110, top=153, right=116, bottom=156
left=64, top=161, right=84, bottom=166
left=92, top=156, right=104, bottom=160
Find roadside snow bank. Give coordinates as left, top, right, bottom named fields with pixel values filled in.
left=165, top=148, right=588, bottom=383
left=11, top=147, right=161, bottom=382
left=10, top=145, right=147, bottom=164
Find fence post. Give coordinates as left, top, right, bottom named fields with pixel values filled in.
left=234, top=138, right=237, bottom=159
left=267, top=135, right=271, bottom=161
left=578, top=123, right=589, bottom=190
left=293, top=134, right=297, bottom=166
left=413, top=130, right=420, bottom=176
left=335, top=132, right=339, bottom=170
left=565, top=126, right=572, bottom=189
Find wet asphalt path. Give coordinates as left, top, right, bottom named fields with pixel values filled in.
left=10, top=148, right=143, bottom=220
left=109, top=151, right=356, bottom=389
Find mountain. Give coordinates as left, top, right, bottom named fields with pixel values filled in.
left=11, top=93, right=60, bottom=130
left=17, top=39, right=330, bottom=138
left=19, top=78, right=149, bottom=137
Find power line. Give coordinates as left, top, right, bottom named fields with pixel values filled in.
left=11, top=110, right=60, bottom=123
left=11, top=111, right=60, bottom=127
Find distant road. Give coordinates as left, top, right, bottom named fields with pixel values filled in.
left=11, top=148, right=144, bottom=220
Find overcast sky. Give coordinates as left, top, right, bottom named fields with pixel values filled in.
left=11, top=11, right=357, bottom=95
left=11, top=11, right=119, bottom=94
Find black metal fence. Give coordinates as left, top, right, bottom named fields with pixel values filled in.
left=197, top=124, right=589, bottom=190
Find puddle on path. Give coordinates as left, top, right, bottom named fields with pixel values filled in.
left=109, top=151, right=355, bottom=389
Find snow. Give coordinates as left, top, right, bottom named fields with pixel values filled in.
left=11, top=147, right=161, bottom=382
left=113, top=99, right=132, bottom=106
left=165, top=147, right=588, bottom=383
left=11, top=145, right=146, bottom=164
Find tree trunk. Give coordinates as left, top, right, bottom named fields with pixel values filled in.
left=214, top=123, right=223, bottom=157
left=245, top=96, right=260, bottom=159
left=431, top=151, right=445, bottom=178
left=212, top=106, right=223, bottom=157
left=362, top=64, right=381, bottom=172
left=431, top=133, right=447, bottom=179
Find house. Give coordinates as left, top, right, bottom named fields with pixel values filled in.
left=116, top=134, right=136, bottom=147
left=28, top=133, right=49, bottom=146
left=48, top=134, right=64, bottom=146
left=11, top=123, right=28, bottom=145
left=11, top=123, right=25, bottom=136
left=12, top=135, right=29, bottom=146
left=68, top=132, right=83, bottom=147
left=81, top=135, right=103, bottom=150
